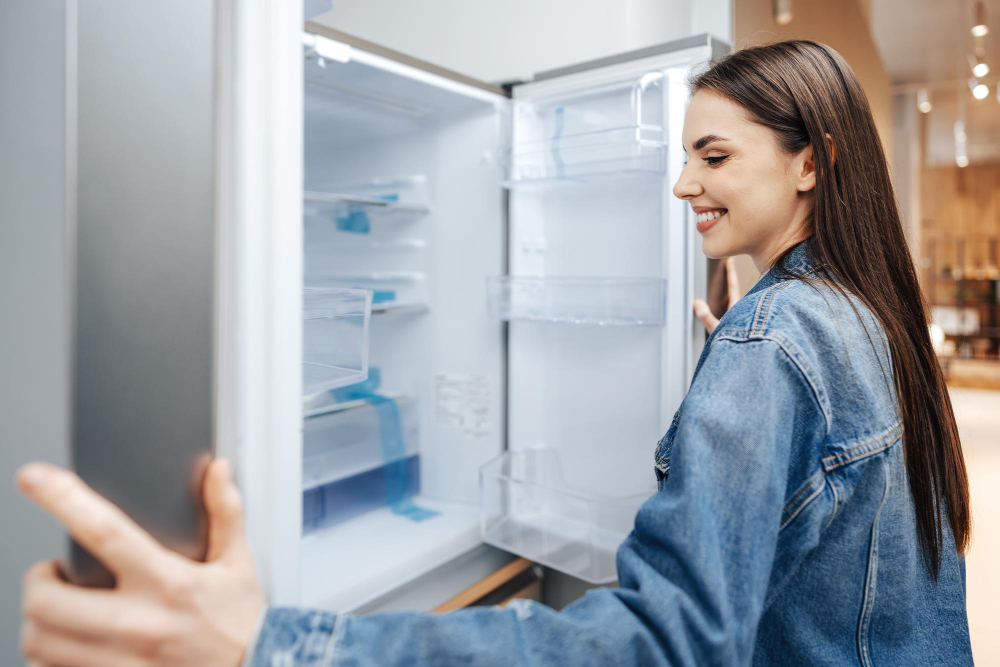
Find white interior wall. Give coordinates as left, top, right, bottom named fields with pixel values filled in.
left=313, top=0, right=731, bottom=84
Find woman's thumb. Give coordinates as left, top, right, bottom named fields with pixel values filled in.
left=204, top=458, right=249, bottom=562
left=693, top=299, right=720, bottom=334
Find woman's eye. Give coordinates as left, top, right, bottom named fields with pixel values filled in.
left=703, top=155, right=730, bottom=166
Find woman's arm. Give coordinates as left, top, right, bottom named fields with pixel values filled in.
left=248, top=337, right=826, bottom=666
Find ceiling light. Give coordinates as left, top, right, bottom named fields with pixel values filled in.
left=969, top=50, right=991, bottom=78
left=972, top=1, right=988, bottom=36
left=917, top=88, right=932, bottom=113
left=955, top=120, right=969, bottom=167
left=973, top=82, right=990, bottom=99
left=773, top=0, right=793, bottom=25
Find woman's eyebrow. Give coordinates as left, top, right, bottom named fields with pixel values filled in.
left=692, top=134, right=729, bottom=151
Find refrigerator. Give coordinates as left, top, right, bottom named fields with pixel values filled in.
left=70, top=1, right=728, bottom=617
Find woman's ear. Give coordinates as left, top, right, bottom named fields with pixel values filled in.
left=795, top=143, right=817, bottom=193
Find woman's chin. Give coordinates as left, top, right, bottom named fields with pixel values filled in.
left=700, top=235, right=733, bottom=260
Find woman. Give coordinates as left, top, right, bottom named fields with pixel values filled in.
left=19, top=40, right=972, bottom=666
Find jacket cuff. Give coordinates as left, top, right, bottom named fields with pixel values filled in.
left=244, top=607, right=343, bottom=666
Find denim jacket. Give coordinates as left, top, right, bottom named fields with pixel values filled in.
left=248, top=242, right=972, bottom=666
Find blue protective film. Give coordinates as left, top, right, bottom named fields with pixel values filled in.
left=335, top=206, right=371, bottom=234
left=370, top=289, right=397, bottom=305
left=332, top=368, right=438, bottom=522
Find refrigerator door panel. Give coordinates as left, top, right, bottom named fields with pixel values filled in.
left=69, top=0, right=219, bottom=587
left=491, top=36, right=723, bottom=582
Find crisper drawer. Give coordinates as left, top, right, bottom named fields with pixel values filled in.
left=480, top=448, right=652, bottom=584
left=303, top=394, right=422, bottom=532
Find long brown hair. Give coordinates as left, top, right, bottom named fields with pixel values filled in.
left=691, top=41, right=969, bottom=577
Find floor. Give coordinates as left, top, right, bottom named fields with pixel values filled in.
left=951, top=387, right=1000, bottom=665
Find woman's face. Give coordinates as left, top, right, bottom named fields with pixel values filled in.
left=672, top=90, right=816, bottom=271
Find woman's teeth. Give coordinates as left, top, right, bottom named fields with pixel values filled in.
left=696, top=210, right=726, bottom=224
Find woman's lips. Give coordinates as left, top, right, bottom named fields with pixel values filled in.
left=696, top=210, right=726, bottom=234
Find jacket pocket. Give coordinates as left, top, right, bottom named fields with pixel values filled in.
left=654, top=410, right=681, bottom=489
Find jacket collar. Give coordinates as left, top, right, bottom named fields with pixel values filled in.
left=746, top=239, right=815, bottom=296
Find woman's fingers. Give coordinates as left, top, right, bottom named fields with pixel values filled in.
left=21, top=618, right=145, bottom=667
left=693, top=299, right=720, bottom=334
left=203, top=458, right=250, bottom=563
left=16, top=463, right=180, bottom=583
left=725, top=256, right=741, bottom=308
left=22, top=561, right=147, bottom=640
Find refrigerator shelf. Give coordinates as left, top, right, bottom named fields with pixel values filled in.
left=501, top=127, right=667, bottom=187
left=304, top=190, right=431, bottom=216
left=487, top=276, right=667, bottom=327
left=311, top=273, right=429, bottom=314
left=303, top=392, right=420, bottom=492
left=480, top=448, right=651, bottom=584
left=303, top=288, right=372, bottom=398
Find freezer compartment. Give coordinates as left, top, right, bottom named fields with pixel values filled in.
left=303, top=175, right=431, bottom=229
left=480, top=448, right=650, bottom=584
left=503, top=73, right=667, bottom=186
left=487, top=276, right=667, bottom=326
left=303, top=393, right=420, bottom=490
left=303, top=288, right=372, bottom=397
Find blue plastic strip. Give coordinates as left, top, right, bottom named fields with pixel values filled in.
left=335, top=205, right=371, bottom=234
left=552, top=106, right=565, bottom=179
left=332, top=368, right=438, bottom=522
left=369, top=289, right=396, bottom=305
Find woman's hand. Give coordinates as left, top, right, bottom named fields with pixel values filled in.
left=17, top=458, right=264, bottom=667
left=693, top=257, right=741, bottom=334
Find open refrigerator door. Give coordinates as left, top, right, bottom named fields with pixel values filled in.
left=482, top=39, right=720, bottom=584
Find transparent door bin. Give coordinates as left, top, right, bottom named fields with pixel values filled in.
left=303, top=393, right=419, bottom=490
left=303, top=175, right=430, bottom=229
left=480, top=448, right=651, bottom=584
left=503, top=73, right=667, bottom=186
left=303, top=288, right=372, bottom=398
left=487, top=276, right=667, bottom=327
left=311, top=273, right=429, bottom=315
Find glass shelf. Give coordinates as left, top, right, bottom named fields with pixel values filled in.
left=503, top=73, right=667, bottom=187
left=303, top=288, right=372, bottom=398
left=486, top=276, right=667, bottom=327
left=480, top=448, right=651, bottom=584
left=312, top=272, right=429, bottom=314
left=303, top=175, right=430, bottom=229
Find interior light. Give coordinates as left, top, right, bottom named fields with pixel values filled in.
left=973, top=83, right=989, bottom=99
left=972, top=1, right=988, bottom=36
left=957, top=155, right=970, bottom=167
left=973, top=62, right=990, bottom=77
left=773, top=0, right=793, bottom=25
left=955, top=120, right=967, bottom=142
left=917, top=88, right=932, bottom=113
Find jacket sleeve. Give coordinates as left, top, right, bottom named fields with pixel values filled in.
left=247, top=337, right=826, bottom=667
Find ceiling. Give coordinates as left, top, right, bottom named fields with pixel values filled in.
left=871, top=0, right=1000, bottom=163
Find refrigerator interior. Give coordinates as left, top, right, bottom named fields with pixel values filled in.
left=298, top=32, right=507, bottom=610
left=296, top=29, right=710, bottom=605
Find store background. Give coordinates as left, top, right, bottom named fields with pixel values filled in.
left=1, top=0, right=996, bottom=662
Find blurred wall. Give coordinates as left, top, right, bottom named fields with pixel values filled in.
left=729, top=0, right=893, bottom=291
left=313, top=0, right=732, bottom=84
left=0, top=0, right=72, bottom=660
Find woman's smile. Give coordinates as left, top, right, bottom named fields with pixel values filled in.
left=693, top=207, right=727, bottom=234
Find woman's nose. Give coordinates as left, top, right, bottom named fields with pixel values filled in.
left=672, top=164, right=703, bottom=200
